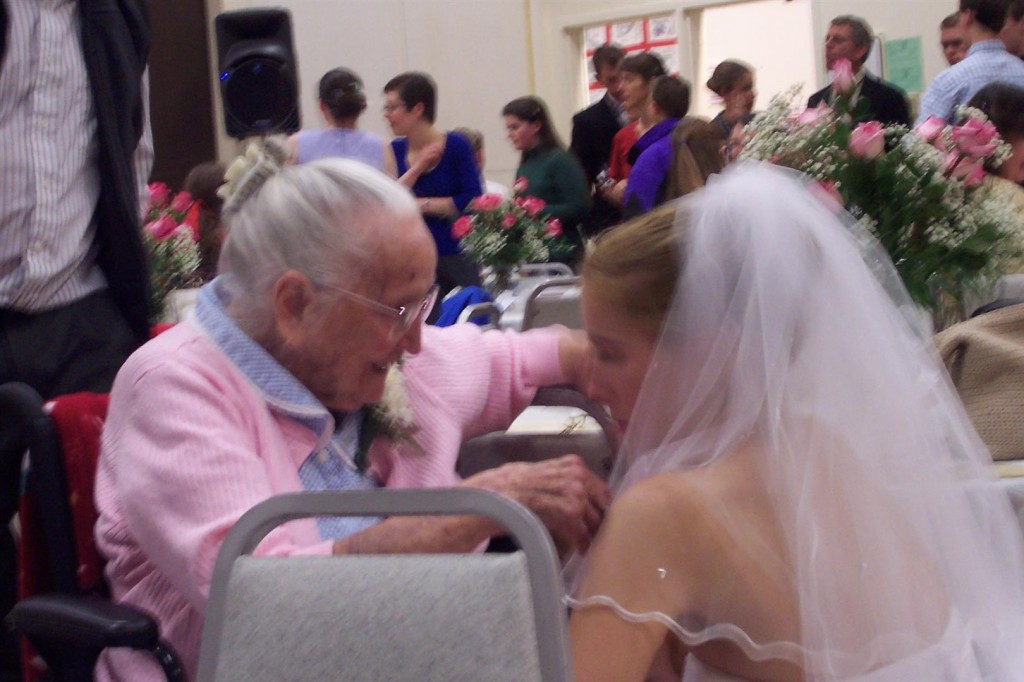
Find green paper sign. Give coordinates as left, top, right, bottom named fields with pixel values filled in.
left=884, top=37, right=924, bottom=93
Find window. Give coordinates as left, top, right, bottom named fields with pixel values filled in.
left=692, top=0, right=815, bottom=118
left=582, top=15, right=679, bottom=104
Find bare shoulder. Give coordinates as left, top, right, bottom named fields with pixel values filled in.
left=601, top=470, right=719, bottom=561
left=612, top=470, right=717, bottom=525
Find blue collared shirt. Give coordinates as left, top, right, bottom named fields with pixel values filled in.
left=916, top=40, right=1024, bottom=124
left=193, top=277, right=380, bottom=540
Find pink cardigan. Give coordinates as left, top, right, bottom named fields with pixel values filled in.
left=94, top=321, right=565, bottom=681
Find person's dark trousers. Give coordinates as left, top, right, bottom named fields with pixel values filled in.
left=582, top=195, right=622, bottom=239
left=0, top=289, right=137, bottom=682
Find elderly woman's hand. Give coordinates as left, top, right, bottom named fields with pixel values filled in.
left=462, top=454, right=612, bottom=555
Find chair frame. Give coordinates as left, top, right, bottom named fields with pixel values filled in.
left=1, top=382, right=184, bottom=682
left=521, top=277, right=581, bottom=331
left=456, top=301, right=501, bottom=328
left=517, top=263, right=574, bottom=280
left=197, top=488, right=572, bottom=682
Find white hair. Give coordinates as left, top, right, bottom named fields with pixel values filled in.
left=218, top=157, right=419, bottom=338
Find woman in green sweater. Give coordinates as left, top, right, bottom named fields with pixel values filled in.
left=502, top=96, right=590, bottom=260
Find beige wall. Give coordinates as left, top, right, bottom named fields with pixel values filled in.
left=203, top=0, right=959, bottom=171
left=212, top=0, right=534, bottom=186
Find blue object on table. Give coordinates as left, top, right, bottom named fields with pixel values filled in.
left=435, top=286, right=493, bottom=327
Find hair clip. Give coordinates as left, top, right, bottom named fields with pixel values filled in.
left=219, top=136, right=290, bottom=216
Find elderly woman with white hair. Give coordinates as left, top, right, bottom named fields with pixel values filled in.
left=93, top=143, right=609, bottom=681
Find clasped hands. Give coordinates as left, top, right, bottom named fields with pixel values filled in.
left=461, top=454, right=611, bottom=558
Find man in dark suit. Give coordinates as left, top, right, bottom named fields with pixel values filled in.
left=807, top=15, right=911, bottom=126
left=570, top=43, right=626, bottom=236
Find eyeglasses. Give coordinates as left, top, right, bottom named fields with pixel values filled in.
left=327, top=283, right=439, bottom=341
left=382, top=103, right=406, bottom=113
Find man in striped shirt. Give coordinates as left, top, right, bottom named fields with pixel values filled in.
left=1, top=1, right=151, bottom=678
left=0, top=0, right=152, bottom=399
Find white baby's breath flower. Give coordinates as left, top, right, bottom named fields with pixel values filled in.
left=377, top=364, right=413, bottom=431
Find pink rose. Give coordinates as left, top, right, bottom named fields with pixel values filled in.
left=849, top=121, right=885, bottom=160
left=963, top=164, right=987, bottom=187
left=148, top=182, right=170, bottom=209
left=146, top=215, right=178, bottom=241
left=913, top=116, right=946, bottom=144
left=517, top=196, right=546, bottom=217
left=545, top=218, right=562, bottom=238
left=468, top=193, right=504, bottom=212
left=793, top=103, right=832, bottom=126
left=831, top=59, right=854, bottom=95
left=952, top=118, right=1000, bottom=158
left=944, top=152, right=986, bottom=187
left=512, top=177, right=528, bottom=194
left=451, top=215, right=474, bottom=239
left=170, top=191, right=193, bottom=215
left=501, top=213, right=517, bottom=230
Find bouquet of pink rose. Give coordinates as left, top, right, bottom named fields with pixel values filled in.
left=741, top=59, right=1022, bottom=324
left=451, top=178, right=567, bottom=272
left=143, top=182, right=202, bottom=321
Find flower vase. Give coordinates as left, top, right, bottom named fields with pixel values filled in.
left=483, top=265, right=518, bottom=298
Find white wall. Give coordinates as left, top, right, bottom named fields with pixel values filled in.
left=213, top=0, right=534, bottom=185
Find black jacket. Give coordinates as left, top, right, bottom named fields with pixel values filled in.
left=807, top=72, right=911, bottom=127
left=570, top=93, right=622, bottom=235
left=1, top=0, right=152, bottom=344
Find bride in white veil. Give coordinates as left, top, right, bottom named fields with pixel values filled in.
left=567, top=162, right=1024, bottom=681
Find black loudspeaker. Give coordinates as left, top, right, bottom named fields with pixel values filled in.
left=215, top=8, right=300, bottom=139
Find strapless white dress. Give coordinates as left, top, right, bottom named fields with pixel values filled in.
left=681, top=615, right=990, bottom=681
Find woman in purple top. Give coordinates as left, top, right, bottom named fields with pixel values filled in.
left=384, top=72, right=483, bottom=294
left=622, top=75, right=691, bottom=218
left=288, top=67, right=397, bottom=176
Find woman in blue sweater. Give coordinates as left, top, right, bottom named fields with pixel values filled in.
left=384, top=72, right=483, bottom=294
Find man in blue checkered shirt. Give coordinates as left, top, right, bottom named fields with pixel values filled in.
left=917, top=0, right=1024, bottom=124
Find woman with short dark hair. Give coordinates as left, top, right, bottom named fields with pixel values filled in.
left=383, top=71, right=483, bottom=294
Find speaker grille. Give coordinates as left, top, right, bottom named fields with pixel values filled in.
left=215, top=8, right=300, bottom=138
left=223, top=58, right=298, bottom=135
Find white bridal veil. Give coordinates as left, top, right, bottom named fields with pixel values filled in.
left=568, top=163, right=1024, bottom=679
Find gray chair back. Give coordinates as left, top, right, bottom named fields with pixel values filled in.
left=522, top=278, right=581, bottom=331
left=196, top=489, right=571, bottom=682
left=456, top=301, right=501, bottom=329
